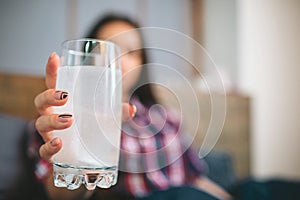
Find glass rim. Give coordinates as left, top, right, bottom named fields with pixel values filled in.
left=61, top=38, right=120, bottom=57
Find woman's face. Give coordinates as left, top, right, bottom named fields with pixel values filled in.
left=97, top=21, right=143, bottom=99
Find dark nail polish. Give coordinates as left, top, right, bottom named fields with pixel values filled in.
left=60, top=92, right=68, bottom=100
left=58, top=114, right=72, bottom=123
left=54, top=91, right=68, bottom=100
left=58, top=114, right=72, bottom=118
left=50, top=138, right=59, bottom=146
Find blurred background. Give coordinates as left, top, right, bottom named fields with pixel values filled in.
left=0, top=0, right=299, bottom=183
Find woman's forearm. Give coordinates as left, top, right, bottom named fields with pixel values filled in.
left=194, top=176, right=232, bottom=200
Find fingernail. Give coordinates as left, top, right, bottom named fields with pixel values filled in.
left=54, top=91, right=68, bottom=100
left=129, top=104, right=137, bottom=118
left=58, top=114, right=72, bottom=123
left=50, top=138, right=59, bottom=147
left=48, top=52, right=56, bottom=61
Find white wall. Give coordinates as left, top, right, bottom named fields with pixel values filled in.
left=203, top=0, right=237, bottom=89
left=0, top=0, right=67, bottom=75
left=0, top=0, right=192, bottom=77
left=0, top=0, right=139, bottom=76
left=237, top=0, right=300, bottom=179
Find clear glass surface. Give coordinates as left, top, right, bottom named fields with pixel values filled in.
left=53, top=39, right=122, bottom=190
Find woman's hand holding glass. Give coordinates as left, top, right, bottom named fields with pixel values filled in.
left=34, top=52, right=136, bottom=163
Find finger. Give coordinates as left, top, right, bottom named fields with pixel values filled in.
left=45, top=52, right=60, bottom=89
left=39, top=138, right=62, bottom=162
left=35, top=114, right=73, bottom=142
left=122, top=103, right=136, bottom=121
left=34, top=89, right=68, bottom=115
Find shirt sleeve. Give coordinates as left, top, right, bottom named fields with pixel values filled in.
left=165, top=108, right=208, bottom=183
left=184, top=146, right=208, bottom=180
left=26, top=120, right=53, bottom=182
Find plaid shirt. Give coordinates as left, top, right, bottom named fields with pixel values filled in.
left=28, top=97, right=205, bottom=198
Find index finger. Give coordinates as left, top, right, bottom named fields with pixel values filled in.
left=45, top=52, right=60, bottom=89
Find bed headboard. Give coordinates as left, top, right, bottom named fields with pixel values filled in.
left=0, top=72, right=46, bottom=120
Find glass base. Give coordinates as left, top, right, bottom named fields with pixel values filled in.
left=53, top=163, right=118, bottom=190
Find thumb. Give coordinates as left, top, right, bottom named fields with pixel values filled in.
left=122, top=103, right=136, bottom=121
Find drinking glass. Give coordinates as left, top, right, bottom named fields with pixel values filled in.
left=53, top=39, right=122, bottom=190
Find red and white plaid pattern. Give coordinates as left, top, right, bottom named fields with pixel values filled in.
left=120, top=98, right=205, bottom=197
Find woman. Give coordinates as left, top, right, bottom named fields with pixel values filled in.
left=33, top=14, right=231, bottom=200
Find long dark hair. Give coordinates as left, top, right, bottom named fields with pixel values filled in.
left=85, top=14, right=157, bottom=105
